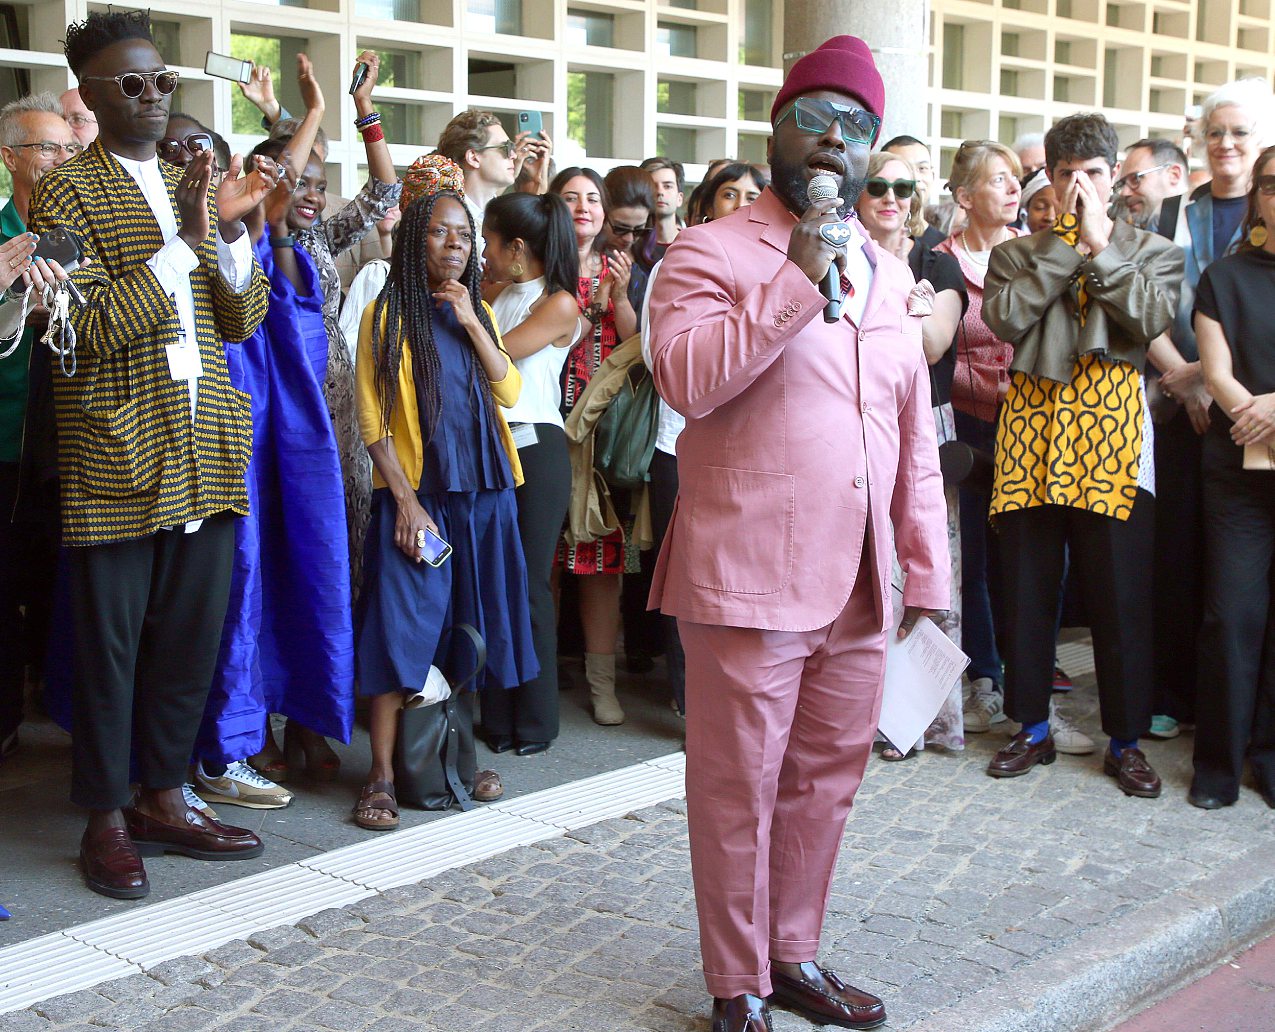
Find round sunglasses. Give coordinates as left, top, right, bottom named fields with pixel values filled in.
left=158, top=133, right=213, bottom=163
left=864, top=177, right=917, bottom=199
left=82, top=70, right=180, bottom=99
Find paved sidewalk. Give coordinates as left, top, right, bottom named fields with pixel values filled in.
left=4, top=651, right=1275, bottom=1032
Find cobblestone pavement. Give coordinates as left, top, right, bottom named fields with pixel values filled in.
left=4, top=676, right=1274, bottom=1032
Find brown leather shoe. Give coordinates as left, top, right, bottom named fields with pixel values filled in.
left=124, top=804, right=265, bottom=861
left=712, top=994, right=772, bottom=1032
left=80, top=825, right=149, bottom=900
left=472, top=769, right=504, bottom=802
left=986, top=731, right=1057, bottom=778
left=770, top=963, right=886, bottom=1029
left=1103, top=747, right=1161, bottom=798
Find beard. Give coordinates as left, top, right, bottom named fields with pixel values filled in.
left=770, top=149, right=866, bottom=216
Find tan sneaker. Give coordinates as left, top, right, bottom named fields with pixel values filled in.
left=195, top=760, right=294, bottom=809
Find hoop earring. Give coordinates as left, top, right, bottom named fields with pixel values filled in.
left=1250, top=222, right=1268, bottom=248
left=509, top=260, right=525, bottom=277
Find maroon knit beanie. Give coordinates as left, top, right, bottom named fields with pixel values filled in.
left=770, top=35, right=885, bottom=132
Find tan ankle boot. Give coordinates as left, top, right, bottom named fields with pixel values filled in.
left=585, top=653, right=624, bottom=725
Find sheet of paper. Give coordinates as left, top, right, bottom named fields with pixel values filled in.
left=878, top=586, right=970, bottom=753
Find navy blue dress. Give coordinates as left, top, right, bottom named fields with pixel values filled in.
left=357, top=302, right=539, bottom=693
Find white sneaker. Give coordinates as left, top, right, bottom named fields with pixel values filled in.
left=964, top=677, right=1007, bottom=732
left=1049, top=697, right=1095, bottom=755
left=183, top=782, right=218, bottom=820
left=195, top=760, right=293, bottom=809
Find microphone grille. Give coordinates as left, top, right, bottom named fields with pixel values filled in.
left=807, top=174, right=839, bottom=202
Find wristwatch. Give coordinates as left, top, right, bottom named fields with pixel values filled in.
left=269, top=234, right=296, bottom=248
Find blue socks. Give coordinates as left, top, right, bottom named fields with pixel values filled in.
left=1022, top=720, right=1050, bottom=744
left=1110, top=737, right=1137, bottom=759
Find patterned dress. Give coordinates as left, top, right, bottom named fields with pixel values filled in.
left=559, top=253, right=638, bottom=576
left=296, top=177, right=401, bottom=598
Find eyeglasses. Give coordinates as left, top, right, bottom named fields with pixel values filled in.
left=81, top=70, right=180, bottom=99
left=476, top=140, right=516, bottom=159
left=12, top=141, right=83, bottom=158
left=607, top=219, right=647, bottom=239
left=64, top=114, right=96, bottom=129
left=1206, top=125, right=1253, bottom=143
left=864, top=177, right=917, bottom=199
left=777, top=97, right=880, bottom=145
left=1114, top=163, right=1171, bottom=192
left=157, top=133, right=213, bottom=162
left=1257, top=175, right=1275, bottom=196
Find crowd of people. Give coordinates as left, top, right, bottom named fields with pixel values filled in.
left=1, top=10, right=1274, bottom=922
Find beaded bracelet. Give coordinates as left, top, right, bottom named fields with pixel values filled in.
left=354, top=111, right=381, bottom=128
left=360, top=123, right=385, bottom=144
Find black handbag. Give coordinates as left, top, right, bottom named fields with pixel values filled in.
left=392, top=623, right=486, bottom=812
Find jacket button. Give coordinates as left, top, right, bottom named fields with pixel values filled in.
left=773, top=318, right=784, bottom=328
left=792, top=301, right=802, bottom=311
left=854, top=476, right=865, bottom=488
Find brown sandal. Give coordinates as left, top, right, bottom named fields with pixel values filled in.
left=472, top=769, right=503, bottom=802
left=353, top=780, right=399, bottom=830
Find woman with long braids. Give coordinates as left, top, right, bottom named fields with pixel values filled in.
left=352, top=156, right=538, bottom=831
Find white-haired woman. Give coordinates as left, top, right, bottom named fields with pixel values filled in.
left=1148, top=77, right=1275, bottom=742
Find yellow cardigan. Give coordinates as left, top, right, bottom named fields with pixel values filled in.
left=356, top=299, right=525, bottom=489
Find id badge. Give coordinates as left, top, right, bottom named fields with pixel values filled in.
left=510, top=422, right=539, bottom=449
left=165, top=340, right=203, bottom=382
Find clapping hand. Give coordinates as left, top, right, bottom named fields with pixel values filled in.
left=216, top=153, right=284, bottom=228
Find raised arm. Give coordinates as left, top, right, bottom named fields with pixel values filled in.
left=352, top=51, right=396, bottom=187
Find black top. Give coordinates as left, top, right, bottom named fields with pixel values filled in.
left=908, top=240, right=968, bottom=407
left=1194, top=247, right=1275, bottom=458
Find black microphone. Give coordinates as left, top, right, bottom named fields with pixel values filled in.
left=807, top=174, right=846, bottom=322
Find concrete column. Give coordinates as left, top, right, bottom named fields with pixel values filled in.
left=783, top=0, right=930, bottom=145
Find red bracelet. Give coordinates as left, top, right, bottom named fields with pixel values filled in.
left=360, top=123, right=384, bottom=143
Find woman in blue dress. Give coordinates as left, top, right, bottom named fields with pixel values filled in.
left=353, top=157, right=538, bottom=830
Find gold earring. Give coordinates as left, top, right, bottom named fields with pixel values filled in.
left=1250, top=222, right=1268, bottom=247
left=509, top=260, right=525, bottom=277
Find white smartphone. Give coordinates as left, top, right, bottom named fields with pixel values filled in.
left=419, top=527, right=452, bottom=567
left=205, top=51, right=253, bottom=85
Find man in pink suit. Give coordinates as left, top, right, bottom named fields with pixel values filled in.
left=647, top=37, right=951, bottom=1032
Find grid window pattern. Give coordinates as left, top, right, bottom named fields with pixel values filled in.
left=10, top=1, right=1275, bottom=198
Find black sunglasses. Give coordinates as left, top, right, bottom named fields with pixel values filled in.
left=864, top=177, right=917, bottom=199
left=158, top=133, right=213, bottom=162
left=607, top=219, right=647, bottom=238
left=1257, top=174, right=1275, bottom=196
left=82, top=70, right=180, bottom=99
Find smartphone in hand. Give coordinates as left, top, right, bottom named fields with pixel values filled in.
left=205, top=52, right=253, bottom=84
left=419, top=527, right=452, bottom=567
left=517, top=110, right=544, bottom=139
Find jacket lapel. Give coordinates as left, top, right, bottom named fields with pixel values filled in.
left=1184, top=195, right=1212, bottom=277
left=752, top=188, right=799, bottom=257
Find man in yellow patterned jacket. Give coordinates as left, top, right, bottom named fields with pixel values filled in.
left=982, top=113, right=1183, bottom=800
left=28, top=9, right=278, bottom=899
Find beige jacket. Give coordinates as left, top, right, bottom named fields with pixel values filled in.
left=562, top=334, right=652, bottom=549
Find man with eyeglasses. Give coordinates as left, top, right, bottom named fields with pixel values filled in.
left=59, top=87, right=98, bottom=149
left=437, top=109, right=551, bottom=234
left=1115, top=138, right=1188, bottom=235
left=28, top=9, right=278, bottom=901
left=648, top=36, right=948, bottom=1032
left=0, top=92, right=79, bottom=764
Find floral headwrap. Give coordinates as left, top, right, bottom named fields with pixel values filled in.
left=401, top=152, right=466, bottom=212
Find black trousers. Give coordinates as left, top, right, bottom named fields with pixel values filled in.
left=1152, top=408, right=1204, bottom=721
left=998, top=490, right=1155, bottom=740
left=0, top=462, right=55, bottom=737
left=647, top=448, right=685, bottom=713
left=482, top=425, right=570, bottom=744
left=1192, top=439, right=1275, bottom=800
left=69, top=515, right=235, bottom=810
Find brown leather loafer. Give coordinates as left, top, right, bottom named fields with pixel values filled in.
left=770, top=963, right=886, bottom=1029
left=712, top=993, right=772, bottom=1032
left=1103, top=747, right=1161, bottom=798
left=124, top=805, right=265, bottom=861
left=986, top=731, right=1056, bottom=778
left=80, top=825, right=149, bottom=900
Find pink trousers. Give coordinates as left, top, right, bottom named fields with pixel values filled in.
left=679, top=575, right=886, bottom=998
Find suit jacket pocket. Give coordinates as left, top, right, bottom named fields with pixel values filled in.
left=684, top=466, right=794, bottom=595
left=77, top=397, right=160, bottom=500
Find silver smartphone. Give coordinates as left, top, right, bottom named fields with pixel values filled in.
left=419, top=527, right=452, bottom=567
left=205, top=51, right=253, bottom=85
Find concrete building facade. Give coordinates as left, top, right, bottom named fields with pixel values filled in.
left=5, top=1, right=1275, bottom=194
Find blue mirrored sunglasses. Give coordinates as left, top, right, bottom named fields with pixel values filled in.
left=778, top=97, right=880, bottom=145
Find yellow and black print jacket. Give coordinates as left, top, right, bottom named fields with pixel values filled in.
left=27, top=140, right=269, bottom=547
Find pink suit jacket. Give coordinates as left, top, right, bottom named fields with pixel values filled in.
left=647, top=187, right=950, bottom=633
